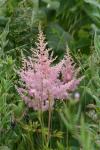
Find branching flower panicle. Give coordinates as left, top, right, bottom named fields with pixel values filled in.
left=17, top=27, right=83, bottom=111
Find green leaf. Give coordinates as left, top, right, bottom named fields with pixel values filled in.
left=0, top=146, right=10, bottom=150
left=32, top=0, right=39, bottom=10
left=0, top=0, right=6, bottom=7
left=42, top=0, right=60, bottom=10
left=46, top=23, right=72, bottom=57
left=84, top=0, right=100, bottom=9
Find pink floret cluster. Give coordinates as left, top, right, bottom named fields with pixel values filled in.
left=17, top=27, right=83, bottom=111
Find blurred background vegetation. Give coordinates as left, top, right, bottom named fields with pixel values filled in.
left=0, top=0, right=100, bottom=57
left=0, top=0, right=100, bottom=150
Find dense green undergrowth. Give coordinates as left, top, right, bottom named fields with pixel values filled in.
left=0, top=0, right=100, bottom=150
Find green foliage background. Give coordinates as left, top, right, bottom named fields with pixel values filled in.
left=0, top=0, right=100, bottom=150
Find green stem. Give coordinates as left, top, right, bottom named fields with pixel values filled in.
left=47, top=97, right=52, bottom=145
left=38, top=111, right=46, bottom=148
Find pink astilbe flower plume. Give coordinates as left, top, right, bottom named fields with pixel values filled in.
left=62, top=49, right=84, bottom=92
left=17, top=26, right=83, bottom=111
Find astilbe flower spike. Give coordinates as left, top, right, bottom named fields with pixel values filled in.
left=62, top=49, right=84, bottom=92
left=17, top=27, right=83, bottom=111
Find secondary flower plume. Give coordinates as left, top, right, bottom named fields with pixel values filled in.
left=17, top=27, right=82, bottom=111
